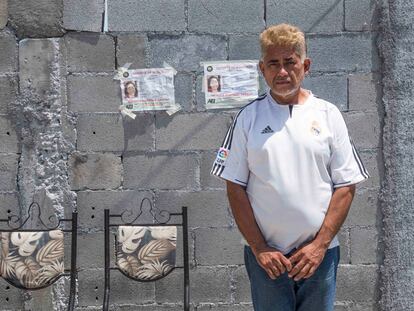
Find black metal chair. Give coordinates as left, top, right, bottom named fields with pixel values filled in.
left=0, top=202, right=78, bottom=310
left=103, top=198, right=190, bottom=311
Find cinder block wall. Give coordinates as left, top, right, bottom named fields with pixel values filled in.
left=0, top=1, right=382, bottom=310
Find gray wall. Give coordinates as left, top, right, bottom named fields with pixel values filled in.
left=0, top=0, right=384, bottom=310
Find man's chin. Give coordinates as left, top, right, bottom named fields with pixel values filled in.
left=270, top=89, right=296, bottom=99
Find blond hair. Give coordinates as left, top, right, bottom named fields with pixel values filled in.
left=260, top=24, right=307, bottom=61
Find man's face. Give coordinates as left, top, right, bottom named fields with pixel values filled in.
left=259, top=45, right=310, bottom=101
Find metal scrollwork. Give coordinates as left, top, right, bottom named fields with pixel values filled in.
left=0, top=201, right=61, bottom=231
left=120, top=197, right=172, bottom=225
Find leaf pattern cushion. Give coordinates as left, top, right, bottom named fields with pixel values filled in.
left=0, top=230, right=65, bottom=289
left=117, top=226, right=176, bottom=281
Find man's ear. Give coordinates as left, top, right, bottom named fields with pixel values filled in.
left=259, top=60, right=265, bottom=75
left=303, top=58, right=311, bottom=74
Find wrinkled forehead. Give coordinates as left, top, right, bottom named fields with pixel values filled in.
left=262, top=45, right=301, bottom=60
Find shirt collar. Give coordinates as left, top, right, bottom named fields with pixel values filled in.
left=266, top=89, right=313, bottom=107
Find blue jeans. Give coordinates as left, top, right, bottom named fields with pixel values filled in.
left=244, top=245, right=340, bottom=311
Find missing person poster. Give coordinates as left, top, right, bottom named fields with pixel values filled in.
left=120, top=68, right=176, bottom=112
left=202, top=61, right=259, bottom=109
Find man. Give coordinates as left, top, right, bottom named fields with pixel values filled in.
left=210, top=24, right=368, bottom=311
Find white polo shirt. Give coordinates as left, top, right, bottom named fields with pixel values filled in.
left=211, top=91, right=369, bottom=254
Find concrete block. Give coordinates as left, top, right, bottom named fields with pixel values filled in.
left=233, top=265, right=251, bottom=303
left=336, top=264, right=378, bottom=302
left=229, top=35, right=261, bottom=60
left=174, top=73, right=194, bottom=112
left=27, top=286, right=54, bottom=310
left=8, top=0, right=64, bottom=38
left=191, top=266, right=232, bottom=303
left=116, top=34, right=147, bottom=69
left=338, top=228, right=351, bottom=264
left=350, top=228, right=379, bottom=264
left=266, top=0, right=343, bottom=33
left=345, top=0, right=379, bottom=31
left=0, top=115, right=20, bottom=153
left=77, top=114, right=124, bottom=152
left=123, top=154, right=198, bottom=190
left=77, top=232, right=105, bottom=269
left=0, top=30, right=17, bottom=72
left=76, top=190, right=154, bottom=230
left=123, top=113, right=155, bottom=152
left=195, top=74, right=206, bottom=111
left=349, top=73, right=380, bottom=112
left=200, top=152, right=226, bottom=189
left=155, top=190, right=231, bottom=228
left=62, top=110, right=77, bottom=147
left=0, top=75, right=17, bottom=114
left=108, top=0, right=185, bottom=32
left=0, top=278, right=24, bottom=309
left=188, top=0, right=264, bottom=33
left=307, top=34, right=377, bottom=72
left=0, top=192, right=19, bottom=219
left=175, top=227, right=188, bottom=267
left=78, top=269, right=154, bottom=307
left=0, top=153, right=18, bottom=191
left=345, top=189, right=379, bottom=227
left=0, top=0, right=7, bottom=29
left=19, top=38, right=59, bottom=96
left=65, top=33, right=115, bottom=72
left=303, top=74, right=347, bottom=111
left=358, top=150, right=381, bottom=189
left=344, top=111, right=381, bottom=149
left=67, top=75, right=120, bottom=112
left=69, top=153, right=122, bottom=190
left=156, top=113, right=232, bottom=151
left=149, top=35, right=227, bottom=72
left=154, top=269, right=184, bottom=303
left=195, top=228, right=244, bottom=265
left=63, top=0, right=104, bottom=32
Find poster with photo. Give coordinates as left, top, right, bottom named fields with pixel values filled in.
left=203, top=61, right=259, bottom=109
left=120, top=68, right=176, bottom=112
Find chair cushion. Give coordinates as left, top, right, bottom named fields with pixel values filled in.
left=116, top=226, right=176, bottom=281
left=0, top=230, right=64, bottom=289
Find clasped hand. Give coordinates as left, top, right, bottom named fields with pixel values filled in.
left=253, top=242, right=327, bottom=281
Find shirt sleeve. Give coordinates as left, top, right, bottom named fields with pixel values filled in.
left=329, top=107, right=369, bottom=188
left=210, top=111, right=249, bottom=186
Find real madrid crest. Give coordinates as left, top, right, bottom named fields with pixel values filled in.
left=310, top=121, right=322, bottom=136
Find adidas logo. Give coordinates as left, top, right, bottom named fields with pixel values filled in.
left=261, top=125, right=274, bottom=134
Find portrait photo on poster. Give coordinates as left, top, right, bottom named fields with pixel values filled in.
left=207, top=75, right=222, bottom=93
left=119, top=68, right=176, bottom=112
left=202, top=60, right=259, bottom=109
left=124, top=80, right=139, bottom=99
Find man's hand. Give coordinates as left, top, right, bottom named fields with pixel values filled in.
left=252, top=246, right=292, bottom=280
left=288, top=241, right=328, bottom=281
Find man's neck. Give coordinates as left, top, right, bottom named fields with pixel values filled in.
left=270, top=88, right=309, bottom=105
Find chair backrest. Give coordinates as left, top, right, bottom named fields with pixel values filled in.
left=116, top=225, right=177, bottom=281
left=103, top=198, right=189, bottom=311
left=0, top=202, right=78, bottom=311
left=0, top=229, right=64, bottom=289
